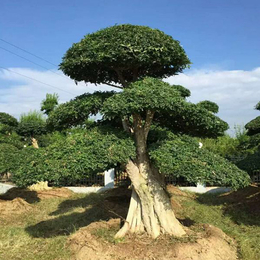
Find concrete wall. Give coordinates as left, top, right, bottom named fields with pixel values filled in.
left=0, top=182, right=231, bottom=195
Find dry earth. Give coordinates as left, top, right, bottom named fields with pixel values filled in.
left=68, top=218, right=238, bottom=260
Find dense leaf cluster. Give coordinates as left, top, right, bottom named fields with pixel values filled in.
left=245, top=116, right=260, bottom=136
left=17, top=111, right=46, bottom=137
left=12, top=127, right=135, bottom=187
left=41, top=93, right=59, bottom=115
left=0, top=112, right=18, bottom=134
left=149, top=133, right=250, bottom=190
left=197, top=101, right=219, bottom=114
left=60, top=24, right=191, bottom=85
left=0, top=143, right=19, bottom=174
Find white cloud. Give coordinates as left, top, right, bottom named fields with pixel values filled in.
left=0, top=67, right=259, bottom=134
left=0, top=68, right=113, bottom=118
left=166, top=68, right=260, bottom=134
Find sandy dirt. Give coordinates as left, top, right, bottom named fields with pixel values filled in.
left=68, top=219, right=238, bottom=260
left=0, top=197, right=32, bottom=216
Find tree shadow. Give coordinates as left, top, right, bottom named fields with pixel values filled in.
left=0, top=188, right=40, bottom=203
left=197, top=185, right=260, bottom=226
left=26, top=188, right=131, bottom=238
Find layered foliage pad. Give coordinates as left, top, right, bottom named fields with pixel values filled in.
left=12, top=127, right=135, bottom=187
left=245, top=116, right=260, bottom=136
left=102, top=78, right=228, bottom=138
left=197, top=100, right=219, bottom=114
left=47, top=91, right=115, bottom=130
left=0, top=112, right=18, bottom=134
left=149, top=132, right=250, bottom=190
left=60, top=24, right=191, bottom=85
left=17, top=111, right=46, bottom=137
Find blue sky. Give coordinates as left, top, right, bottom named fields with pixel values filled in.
left=1, top=0, right=260, bottom=133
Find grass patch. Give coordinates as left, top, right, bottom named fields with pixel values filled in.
left=178, top=193, right=260, bottom=260
left=0, top=187, right=259, bottom=259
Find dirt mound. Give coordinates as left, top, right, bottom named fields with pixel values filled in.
left=68, top=220, right=237, bottom=260
left=0, top=187, right=73, bottom=203
left=220, top=184, right=260, bottom=215
left=0, top=197, right=32, bottom=216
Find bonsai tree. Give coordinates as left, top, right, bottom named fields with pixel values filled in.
left=45, top=25, right=250, bottom=238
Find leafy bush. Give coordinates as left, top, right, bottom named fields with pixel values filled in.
left=0, top=132, right=24, bottom=149
left=0, top=112, right=18, bottom=134
left=0, top=143, right=19, bottom=174
left=236, top=150, right=260, bottom=175
left=17, top=111, right=46, bottom=137
left=12, top=127, right=135, bottom=187
left=149, top=133, right=250, bottom=190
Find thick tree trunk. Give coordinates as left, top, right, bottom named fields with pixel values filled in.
left=115, top=114, right=186, bottom=239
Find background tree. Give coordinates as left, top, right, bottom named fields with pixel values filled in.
left=17, top=111, right=46, bottom=148
left=41, top=93, right=59, bottom=116
left=18, top=24, right=249, bottom=239
left=236, top=102, right=260, bottom=175
left=0, top=112, right=18, bottom=135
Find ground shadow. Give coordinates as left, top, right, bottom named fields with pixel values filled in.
left=0, top=188, right=40, bottom=203
left=197, top=185, right=260, bottom=226
left=26, top=188, right=131, bottom=238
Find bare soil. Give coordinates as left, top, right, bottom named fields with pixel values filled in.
left=68, top=185, right=238, bottom=260
left=0, top=197, right=32, bottom=216
left=0, top=187, right=73, bottom=203
left=68, top=218, right=238, bottom=260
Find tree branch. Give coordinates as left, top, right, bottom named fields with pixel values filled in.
left=102, top=82, right=123, bottom=89
left=144, top=110, right=155, bottom=141
left=115, top=69, right=128, bottom=88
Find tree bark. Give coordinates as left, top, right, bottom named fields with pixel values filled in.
left=115, top=114, right=186, bottom=239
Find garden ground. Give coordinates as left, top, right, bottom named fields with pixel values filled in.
left=0, top=185, right=259, bottom=260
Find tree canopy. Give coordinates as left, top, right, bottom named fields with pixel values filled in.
left=0, top=112, right=18, bottom=134
left=60, top=24, right=191, bottom=87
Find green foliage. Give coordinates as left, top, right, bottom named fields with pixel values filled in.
left=41, top=93, right=59, bottom=115
left=12, top=127, right=135, bottom=187
left=149, top=133, right=250, bottom=190
left=60, top=24, right=191, bottom=86
left=17, top=111, right=46, bottom=137
left=0, top=132, right=24, bottom=149
left=197, top=100, right=219, bottom=114
left=102, top=78, right=228, bottom=138
left=236, top=150, right=260, bottom=175
left=0, top=112, right=18, bottom=134
left=0, top=143, right=19, bottom=174
left=245, top=116, right=260, bottom=136
left=47, top=91, right=115, bottom=130
left=255, top=101, right=260, bottom=111
left=102, top=78, right=183, bottom=118
left=201, top=135, right=240, bottom=158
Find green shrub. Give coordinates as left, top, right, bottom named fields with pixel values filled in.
left=0, top=143, right=19, bottom=174
left=12, top=127, right=135, bottom=187
left=149, top=133, right=250, bottom=190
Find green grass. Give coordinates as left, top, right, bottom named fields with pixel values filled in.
left=0, top=189, right=259, bottom=260
left=179, top=194, right=260, bottom=260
